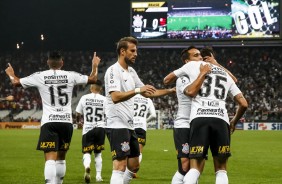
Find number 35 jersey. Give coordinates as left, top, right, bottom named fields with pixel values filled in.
left=174, top=61, right=242, bottom=124
left=76, top=93, right=107, bottom=135
left=20, top=69, right=88, bottom=125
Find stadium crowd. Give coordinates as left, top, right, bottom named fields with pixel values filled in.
left=0, top=47, right=281, bottom=123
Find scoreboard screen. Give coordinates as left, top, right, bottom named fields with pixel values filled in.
left=130, top=0, right=281, bottom=41
left=131, top=2, right=168, bottom=39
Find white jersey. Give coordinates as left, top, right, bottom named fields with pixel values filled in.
left=75, top=93, right=107, bottom=135
left=104, top=62, right=144, bottom=129
left=174, top=61, right=242, bottom=124
left=174, top=76, right=192, bottom=128
left=20, top=69, right=88, bottom=125
left=133, top=94, right=156, bottom=131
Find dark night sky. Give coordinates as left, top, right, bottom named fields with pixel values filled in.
left=0, top=0, right=130, bottom=51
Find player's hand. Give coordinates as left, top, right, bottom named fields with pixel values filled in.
left=169, top=87, right=176, bottom=93
left=229, top=119, right=236, bottom=134
left=5, top=63, right=15, bottom=78
left=92, top=52, right=101, bottom=67
left=200, top=63, right=211, bottom=75
left=140, top=85, right=156, bottom=95
left=5, top=95, right=14, bottom=101
left=203, top=53, right=219, bottom=65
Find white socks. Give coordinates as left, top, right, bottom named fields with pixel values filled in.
left=94, top=153, right=102, bottom=178
left=183, top=168, right=200, bottom=184
left=215, top=170, right=228, bottom=184
left=110, top=170, right=124, bottom=184
left=171, top=171, right=184, bottom=184
left=45, top=160, right=56, bottom=184
left=44, top=160, right=66, bottom=184
left=83, top=153, right=91, bottom=169
left=123, top=168, right=135, bottom=184
left=55, top=160, right=66, bottom=184
left=139, top=153, right=143, bottom=163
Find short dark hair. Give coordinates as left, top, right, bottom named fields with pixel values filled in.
left=180, top=46, right=197, bottom=63
left=200, top=46, right=215, bottom=59
left=116, top=37, right=138, bottom=56
left=95, top=79, right=102, bottom=87
left=47, top=50, right=63, bottom=61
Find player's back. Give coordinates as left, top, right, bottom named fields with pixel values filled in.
left=78, top=93, right=107, bottom=127
left=20, top=69, right=88, bottom=124
left=133, top=94, right=153, bottom=130
left=185, top=61, right=238, bottom=123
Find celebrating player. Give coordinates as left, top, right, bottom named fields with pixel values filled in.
left=75, top=80, right=107, bottom=183
left=5, top=50, right=101, bottom=184
left=104, top=36, right=175, bottom=184
left=133, top=93, right=156, bottom=177
left=164, top=53, right=248, bottom=184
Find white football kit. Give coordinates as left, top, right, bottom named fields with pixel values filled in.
left=133, top=94, right=156, bottom=131
left=174, top=61, right=242, bottom=124
left=76, top=93, right=107, bottom=135
left=20, top=70, right=88, bottom=125
left=104, top=62, right=144, bottom=129
left=174, top=76, right=192, bottom=128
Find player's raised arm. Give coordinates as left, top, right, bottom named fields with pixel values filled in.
left=5, top=63, right=21, bottom=87
left=88, top=52, right=101, bottom=84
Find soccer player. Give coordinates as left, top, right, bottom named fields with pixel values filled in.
left=5, top=51, right=101, bottom=184
left=0, top=95, right=14, bottom=101
left=171, top=47, right=211, bottom=184
left=164, top=57, right=248, bottom=184
left=75, top=80, right=106, bottom=183
left=104, top=36, right=175, bottom=184
left=133, top=94, right=156, bottom=169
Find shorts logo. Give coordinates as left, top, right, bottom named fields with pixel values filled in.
left=40, top=142, right=55, bottom=149
left=190, top=146, right=204, bottom=154
left=121, top=142, right=130, bottom=152
left=181, top=143, right=189, bottom=154
left=218, top=146, right=230, bottom=154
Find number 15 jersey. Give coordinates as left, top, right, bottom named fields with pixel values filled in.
left=20, top=69, right=88, bottom=125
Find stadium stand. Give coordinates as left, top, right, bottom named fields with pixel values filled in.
left=0, top=47, right=281, bottom=124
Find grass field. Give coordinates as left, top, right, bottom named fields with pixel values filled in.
left=0, top=129, right=282, bottom=184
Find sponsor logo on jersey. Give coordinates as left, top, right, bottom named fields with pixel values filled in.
left=207, top=100, right=219, bottom=107
left=181, top=143, right=189, bottom=154
left=48, top=113, right=71, bottom=121
left=121, top=142, right=130, bottom=152
left=196, top=108, right=224, bottom=117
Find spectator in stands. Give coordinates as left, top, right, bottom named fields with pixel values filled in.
left=5, top=50, right=101, bottom=184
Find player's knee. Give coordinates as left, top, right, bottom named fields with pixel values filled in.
left=178, top=158, right=189, bottom=175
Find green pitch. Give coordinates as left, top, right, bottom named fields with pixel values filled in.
left=0, top=129, right=281, bottom=183
left=168, top=16, right=232, bottom=31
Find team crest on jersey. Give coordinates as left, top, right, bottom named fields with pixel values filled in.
left=182, top=143, right=189, bottom=154
left=121, top=142, right=130, bottom=152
